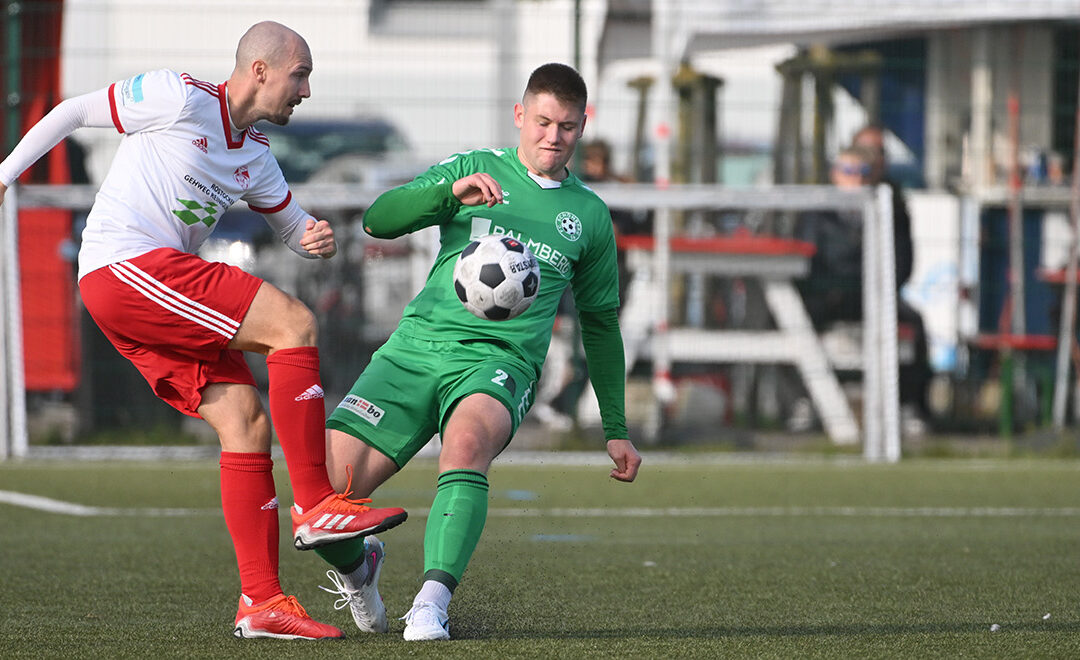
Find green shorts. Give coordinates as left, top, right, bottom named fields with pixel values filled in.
left=326, top=332, right=539, bottom=468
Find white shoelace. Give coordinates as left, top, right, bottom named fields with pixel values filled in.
left=402, top=601, right=448, bottom=628
left=319, top=570, right=358, bottom=612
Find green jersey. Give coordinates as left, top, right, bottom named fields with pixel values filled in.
left=369, top=147, right=620, bottom=374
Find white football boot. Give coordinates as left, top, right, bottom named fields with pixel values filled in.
left=401, top=600, right=451, bottom=641
left=319, top=536, right=389, bottom=633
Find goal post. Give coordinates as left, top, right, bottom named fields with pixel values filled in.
left=2, top=183, right=28, bottom=459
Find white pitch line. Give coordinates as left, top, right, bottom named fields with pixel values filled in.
left=474, top=506, right=1080, bottom=518
left=0, top=490, right=210, bottom=517
left=3, top=489, right=1080, bottom=519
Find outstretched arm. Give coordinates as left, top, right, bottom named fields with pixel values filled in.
left=362, top=173, right=504, bottom=239
left=0, top=87, right=112, bottom=188
left=579, top=306, right=641, bottom=482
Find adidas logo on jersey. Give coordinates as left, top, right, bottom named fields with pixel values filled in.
left=192, top=137, right=208, bottom=153
left=295, top=385, right=324, bottom=401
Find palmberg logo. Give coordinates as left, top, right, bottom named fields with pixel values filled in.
left=555, top=211, right=582, bottom=241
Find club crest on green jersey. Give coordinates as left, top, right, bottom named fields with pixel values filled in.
left=555, top=212, right=582, bottom=241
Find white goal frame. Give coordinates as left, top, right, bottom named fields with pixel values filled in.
left=0, top=182, right=900, bottom=462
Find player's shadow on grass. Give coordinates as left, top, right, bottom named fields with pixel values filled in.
left=455, top=620, right=1080, bottom=640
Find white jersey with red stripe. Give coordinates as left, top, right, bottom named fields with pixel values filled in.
left=77, top=69, right=292, bottom=280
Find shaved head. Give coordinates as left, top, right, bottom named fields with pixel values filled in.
left=227, top=21, right=313, bottom=129
left=235, top=21, right=307, bottom=70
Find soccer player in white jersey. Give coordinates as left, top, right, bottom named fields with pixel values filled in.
left=0, top=21, right=406, bottom=640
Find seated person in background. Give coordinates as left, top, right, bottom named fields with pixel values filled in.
left=795, top=144, right=931, bottom=433
left=852, top=125, right=932, bottom=429
left=796, top=147, right=870, bottom=328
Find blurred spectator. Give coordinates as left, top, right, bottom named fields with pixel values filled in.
left=852, top=125, right=932, bottom=432
left=581, top=139, right=632, bottom=183
left=580, top=140, right=651, bottom=238
left=796, top=147, right=871, bottom=328
left=852, top=125, right=913, bottom=288
left=792, top=141, right=931, bottom=434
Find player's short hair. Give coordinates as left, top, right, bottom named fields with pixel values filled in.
left=524, top=63, right=587, bottom=112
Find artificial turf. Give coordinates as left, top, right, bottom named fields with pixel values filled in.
left=2, top=455, right=1080, bottom=658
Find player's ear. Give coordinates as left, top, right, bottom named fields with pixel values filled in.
left=252, top=59, right=268, bottom=83
left=513, top=103, right=525, bottom=129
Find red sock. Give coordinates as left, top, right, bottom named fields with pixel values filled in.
left=219, top=452, right=281, bottom=603
left=266, top=346, right=335, bottom=510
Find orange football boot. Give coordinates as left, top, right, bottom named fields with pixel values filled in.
left=233, top=593, right=343, bottom=640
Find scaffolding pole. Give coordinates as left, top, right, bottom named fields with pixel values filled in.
left=1052, top=47, right=1080, bottom=429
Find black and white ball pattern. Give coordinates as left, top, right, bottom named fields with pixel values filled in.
left=453, top=235, right=540, bottom=320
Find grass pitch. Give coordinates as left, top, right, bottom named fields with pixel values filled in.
left=3, top=454, right=1080, bottom=658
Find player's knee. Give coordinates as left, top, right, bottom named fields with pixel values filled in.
left=440, top=432, right=498, bottom=472
left=210, top=394, right=272, bottom=453
left=275, top=296, right=318, bottom=348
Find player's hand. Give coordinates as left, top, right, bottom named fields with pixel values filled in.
left=452, top=173, right=503, bottom=207
left=606, top=438, right=641, bottom=483
left=0, top=181, right=7, bottom=206
left=300, top=218, right=337, bottom=259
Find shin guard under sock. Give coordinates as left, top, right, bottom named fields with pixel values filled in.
left=423, top=469, right=490, bottom=591
left=220, top=451, right=281, bottom=603
left=265, top=346, right=335, bottom=510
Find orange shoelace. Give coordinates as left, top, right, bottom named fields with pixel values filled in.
left=277, top=595, right=311, bottom=618
left=332, top=464, right=373, bottom=511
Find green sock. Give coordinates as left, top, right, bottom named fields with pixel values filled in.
left=314, top=536, right=367, bottom=573
left=423, top=469, right=490, bottom=592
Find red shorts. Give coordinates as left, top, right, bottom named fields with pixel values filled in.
left=79, top=247, right=263, bottom=417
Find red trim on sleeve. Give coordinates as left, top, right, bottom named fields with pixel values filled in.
left=248, top=191, right=292, bottom=214
left=108, top=82, right=125, bottom=133
left=218, top=82, right=245, bottom=149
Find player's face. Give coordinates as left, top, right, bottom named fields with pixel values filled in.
left=263, top=40, right=312, bottom=125
left=514, top=92, right=586, bottom=181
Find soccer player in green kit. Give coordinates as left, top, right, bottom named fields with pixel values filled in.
left=314, top=63, right=642, bottom=641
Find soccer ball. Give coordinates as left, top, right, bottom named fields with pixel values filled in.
left=453, top=235, right=540, bottom=320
